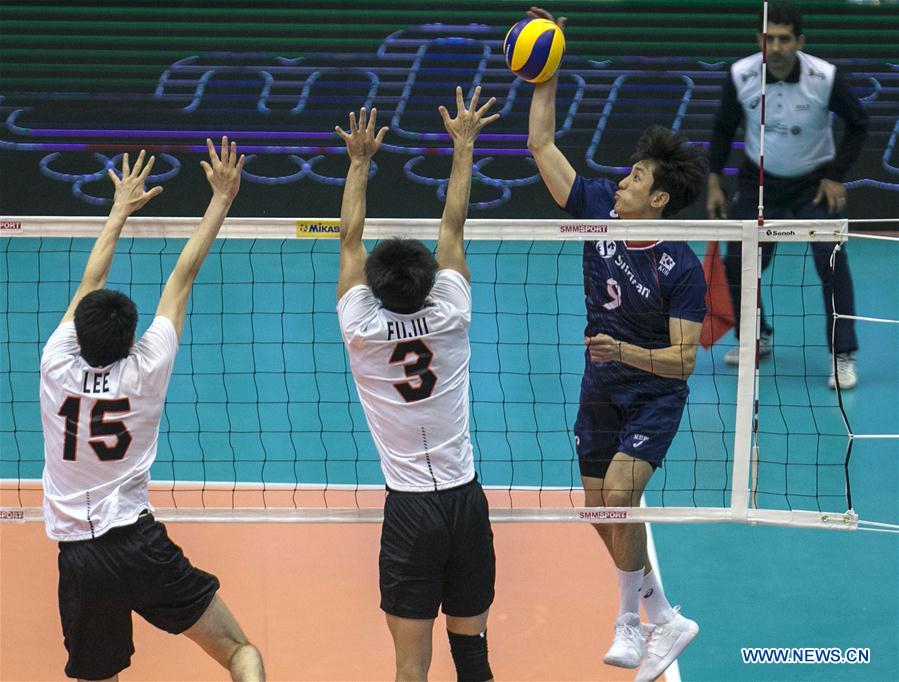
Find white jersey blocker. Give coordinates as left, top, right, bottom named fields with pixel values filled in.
left=40, top=317, right=178, bottom=541
left=338, top=269, right=476, bottom=492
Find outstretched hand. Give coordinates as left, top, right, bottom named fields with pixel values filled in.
left=438, top=86, right=500, bottom=146
left=527, top=5, right=567, bottom=30
left=200, top=136, right=245, bottom=201
left=107, top=149, right=163, bottom=215
left=336, top=107, right=389, bottom=161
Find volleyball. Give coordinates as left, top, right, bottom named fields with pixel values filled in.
left=503, top=18, right=566, bottom=84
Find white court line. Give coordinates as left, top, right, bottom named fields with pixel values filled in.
left=644, top=495, right=683, bottom=682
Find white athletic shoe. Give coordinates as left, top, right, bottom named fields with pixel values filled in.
left=635, top=606, right=699, bottom=682
left=828, top=352, right=857, bottom=390
left=602, top=612, right=645, bottom=669
left=724, top=330, right=773, bottom=366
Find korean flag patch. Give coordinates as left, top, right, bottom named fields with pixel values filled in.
left=659, top=252, right=676, bottom=276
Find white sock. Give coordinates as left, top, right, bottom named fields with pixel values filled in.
left=615, top=567, right=644, bottom=617
left=641, top=569, right=675, bottom=624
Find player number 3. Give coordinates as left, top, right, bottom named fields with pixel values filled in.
left=389, top=339, right=437, bottom=402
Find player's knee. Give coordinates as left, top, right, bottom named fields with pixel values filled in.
left=584, top=488, right=604, bottom=507
left=447, top=630, right=492, bottom=682
left=228, top=642, right=264, bottom=682
left=603, top=487, right=637, bottom=508
left=591, top=521, right=612, bottom=538
left=396, top=659, right=429, bottom=680
left=219, top=630, right=252, bottom=664
left=227, top=639, right=255, bottom=658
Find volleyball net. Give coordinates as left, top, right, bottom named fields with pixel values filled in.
left=1, top=217, right=897, bottom=531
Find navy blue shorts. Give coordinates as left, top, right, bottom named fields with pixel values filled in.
left=57, top=513, right=220, bottom=680
left=574, top=382, right=688, bottom=479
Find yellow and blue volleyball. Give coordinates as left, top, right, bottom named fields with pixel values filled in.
left=503, top=18, right=565, bottom=84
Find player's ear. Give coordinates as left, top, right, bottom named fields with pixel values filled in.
left=651, top=190, right=670, bottom=211
left=796, top=34, right=806, bottom=51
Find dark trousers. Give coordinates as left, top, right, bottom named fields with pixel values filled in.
left=723, top=164, right=858, bottom=354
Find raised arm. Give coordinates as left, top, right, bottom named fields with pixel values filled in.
left=525, top=6, right=577, bottom=207
left=61, top=150, right=162, bottom=324
left=335, top=107, right=388, bottom=300
left=155, top=137, right=244, bottom=338
left=436, top=86, right=499, bottom=281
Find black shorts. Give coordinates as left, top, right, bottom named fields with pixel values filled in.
left=380, top=477, right=496, bottom=620
left=57, top=513, right=220, bottom=680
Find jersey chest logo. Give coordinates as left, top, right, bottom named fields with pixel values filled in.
left=612, top=255, right=653, bottom=300
left=595, top=241, right=617, bottom=258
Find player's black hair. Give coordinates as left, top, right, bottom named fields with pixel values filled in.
left=365, top=237, right=438, bottom=314
left=74, top=289, right=138, bottom=367
left=759, top=1, right=803, bottom=37
left=632, top=125, right=707, bottom=218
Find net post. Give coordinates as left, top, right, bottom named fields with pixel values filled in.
left=826, top=234, right=856, bottom=513
left=731, top=220, right=760, bottom=520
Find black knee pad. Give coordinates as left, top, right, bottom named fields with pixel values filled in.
left=447, top=630, right=492, bottom=682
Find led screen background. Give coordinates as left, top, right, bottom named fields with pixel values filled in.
left=1, top=0, right=896, bottom=222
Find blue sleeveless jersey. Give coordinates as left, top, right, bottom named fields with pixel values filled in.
left=565, top=175, right=707, bottom=394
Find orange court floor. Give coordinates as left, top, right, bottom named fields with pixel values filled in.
left=0, top=518, right=668, bottom=682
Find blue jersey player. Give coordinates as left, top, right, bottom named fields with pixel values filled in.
left=526, top=8, right=707, bottom=681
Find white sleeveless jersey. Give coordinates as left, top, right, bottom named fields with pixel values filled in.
left=731, top=51, right=837, bottom=177
left=40, top=317, right=178, bottom=541
left=337, top=269, right=475, bottom=492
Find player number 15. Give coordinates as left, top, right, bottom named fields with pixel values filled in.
left=57, top=397, right=132, bottom=462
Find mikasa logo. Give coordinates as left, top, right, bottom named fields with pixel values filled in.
left=296, top=219, right=340, bottom=238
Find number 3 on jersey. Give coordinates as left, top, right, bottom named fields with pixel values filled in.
left=58, top=397, right=132, bottom=461
left=390, top=339, right=437, bottom=402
